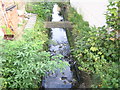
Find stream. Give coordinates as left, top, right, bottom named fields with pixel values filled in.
left=42, top=4, right=79, bottom=88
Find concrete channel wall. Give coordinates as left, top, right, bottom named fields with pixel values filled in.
left=70, top=0, right=109, bottom=27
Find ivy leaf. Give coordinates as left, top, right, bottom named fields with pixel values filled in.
left=98, top=52, right=102, bottom=55
left=90, top=47, right=98, bottom=52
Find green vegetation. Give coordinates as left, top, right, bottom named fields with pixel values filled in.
left=1, top=25, right=13, bottom=35
left=68, top=7, right=119, bottom=88
left=106, top=1, right=120, bottom=30
left=0, top=1, right=119, bottom=89
left=26, top=2, right=55, bottom=20
left=0, top=3, right=68, bottom=88
left=0, top=16, right=67, bottom=88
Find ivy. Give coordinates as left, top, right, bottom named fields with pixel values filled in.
left=106, top=1, right=120, bottom=30
left=68, top=7, right=120, bottom=88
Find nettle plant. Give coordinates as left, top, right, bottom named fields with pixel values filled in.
left=1, top=17, right=68, bottom=88
left=26, top=2, right=54, bottom=19
left=1, top=39, right=67, bottom=88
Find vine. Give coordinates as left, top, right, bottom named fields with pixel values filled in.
left=106, top=1, right=120, bottom=30
left=68, top=6, right=119, bottom=88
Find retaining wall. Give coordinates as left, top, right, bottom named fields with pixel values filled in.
left=70, top=0, right=109, bottom=27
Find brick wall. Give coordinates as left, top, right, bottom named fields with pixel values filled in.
left=0, top=0, right=26, bottom=37
left=6, top=5, right=19, bottom=33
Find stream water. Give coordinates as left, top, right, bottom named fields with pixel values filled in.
left=42, top=4, right=78, bottom=88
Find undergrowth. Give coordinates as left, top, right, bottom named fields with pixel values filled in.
left=68, top=7, right=119, bottom=88
left=0, top=16, right=68, bottom=88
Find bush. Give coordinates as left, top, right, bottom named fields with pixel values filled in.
left=68, top=7, right=120, bottom=88
left=26, top=2, right=54, bottom=20
left=0, top=17, right=68, bottom=88
left=106, top=1, right=120, bottom=30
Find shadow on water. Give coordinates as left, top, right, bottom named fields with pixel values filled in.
left=42, top=3, right=91, bottom=89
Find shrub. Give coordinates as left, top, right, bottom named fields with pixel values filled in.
left=68, top=7, right=119, bottom=88
left=0, top=17, right=68, bottom=88
left=26, top=2, right=54, bottom=20
left=106, top=1, right=120, bottom=30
